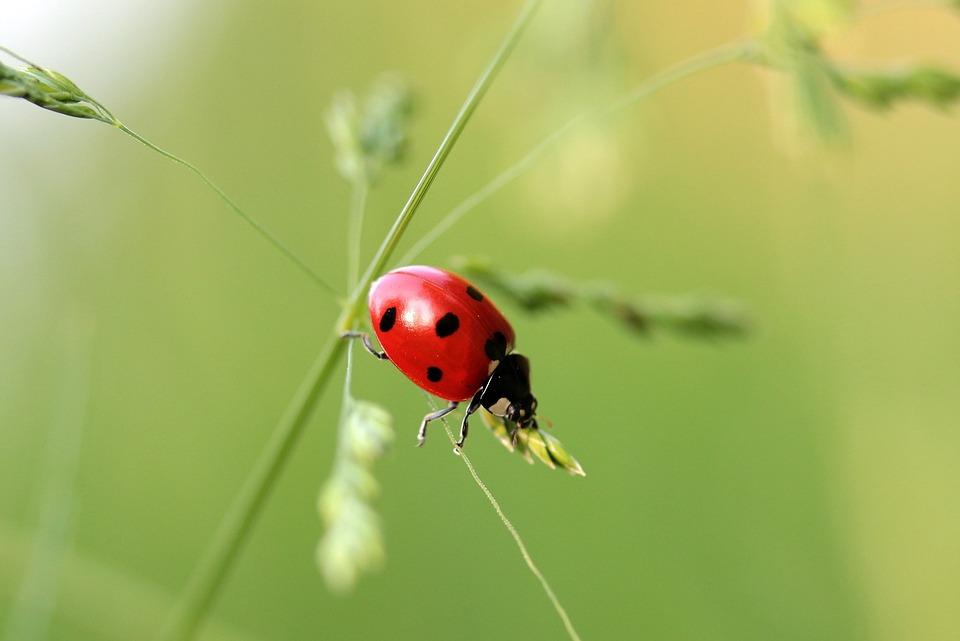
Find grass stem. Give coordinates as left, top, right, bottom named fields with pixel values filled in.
left=346, top=180, right=369, bottom=291
left=0, top=45, right=42, bottom=67
left=2, top=322, right=93, bottom=641
left=435, top=411, right=583, bottom=641
left=155, top=335, right=345, bottom=641
left=397, top=39, right=755, bottom=265
left=116, top=124, right=338, bottom=295
left=155, top=3, right=541, bottom=639
left=350, top=0, right=542, bottom=304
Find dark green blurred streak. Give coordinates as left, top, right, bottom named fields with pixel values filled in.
left=3, top=1, right=960, bottom=641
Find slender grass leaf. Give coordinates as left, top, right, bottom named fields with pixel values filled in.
left=454, top=256, right=748, bottom=340
left=829, top=64, right=960, bottom=111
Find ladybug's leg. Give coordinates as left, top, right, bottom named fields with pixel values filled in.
left=417, top=401, right=459, bottom=447
left=340, top=331, right=389, bottom=360
left=456, top=389, right=484, bottom=449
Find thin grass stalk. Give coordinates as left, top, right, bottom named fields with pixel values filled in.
left=0, top=43, right=335, bottom=293
left=155, top=335, right=346, bottom=641
left=115, top=125, right=337, bottom=294
left=397, top=39, right=755, bottom=265
left=347, top=0, right=543, bottom=313
left=0, top=524, right=256, bottom=641
left=2, top=323, right=93, bottom=641
left=0, top=45, right=39, bottom=66
left=155, top=2, right=542, bottom=639
left=346, top=180, right=369, bottom=291
left=433, top=409, right=583, bottom=641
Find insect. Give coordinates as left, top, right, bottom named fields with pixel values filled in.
left=343, top=265, right=538, bottom=449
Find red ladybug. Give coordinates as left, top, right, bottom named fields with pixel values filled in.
left=344, top=265, right=538, bottom=449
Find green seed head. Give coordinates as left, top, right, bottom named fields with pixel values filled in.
left=481, top=410, right=586, bottom=477
left=317, top=398, right=394, bottom=593
left=0, top=56, right=117, bottom=124
left=326, top=75, right=414, bottom=185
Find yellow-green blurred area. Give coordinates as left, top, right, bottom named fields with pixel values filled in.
left=2, top=1, right=959, bottom=640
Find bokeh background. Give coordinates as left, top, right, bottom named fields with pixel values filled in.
left=2, top=1, right=959, bottom=640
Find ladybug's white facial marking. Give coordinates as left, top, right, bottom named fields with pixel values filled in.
left=488, top=397, right=511, bottom=417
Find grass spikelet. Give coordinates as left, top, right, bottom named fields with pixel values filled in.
left=0, top=53, right=117, bottom=124
left=756, top=1, right=960, bottom=142
left=317, top=352, right=395, bottom=593
left=318, top=74, right=415, bottom=590
left=327, top=75, right=414, bottom=186
left=760, top=3, right=847, bottom=141
left=434, top=408, right=583, bottom=641
left=454, top=256, right=748, bottom=340
left=828, top=64, right=960, bottom=111
left=480, top=411, right=586, bottom=477
left=0, top=46, right=339, bottom=293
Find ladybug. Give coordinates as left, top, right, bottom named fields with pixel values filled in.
left=343, top=265, right=538, bottom=449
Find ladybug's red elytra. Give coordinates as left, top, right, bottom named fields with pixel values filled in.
left=344, top=265, right=538, bottom=449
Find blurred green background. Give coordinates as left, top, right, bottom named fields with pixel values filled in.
left=2, top=1, right=959, bottom=640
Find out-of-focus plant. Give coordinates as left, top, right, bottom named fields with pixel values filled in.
left=317, top=76, right=415, bottom=592
left=327, top=75, right=415, bottom=288
left=7, top=1, right=960, bottom=640
left=327, top=75, right=414, bottom=186
left=757, top=0, right=960, bottom=141
left=828, top=64, right=960, bottom=111
left=453, top=256, right=748, bottom=341
left=2, top=320, right=93, bottom=641
left=396, top=38, right=757, bottom=266
left=766, top=4, right=847, bottom=140
left=317, top=348, right=394, bottom=592
left=0, top=46, right=334, bottom=293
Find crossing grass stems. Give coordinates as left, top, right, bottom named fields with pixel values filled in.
left=1, top=9, right=756, bottom=641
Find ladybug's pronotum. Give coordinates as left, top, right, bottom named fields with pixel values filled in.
left=344, top=265, right=538, bottom=449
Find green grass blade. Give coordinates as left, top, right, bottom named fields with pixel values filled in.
left=432, top=404, right=584, bottom=641
left=156, top=335, right=347, bottom=641
left=1, top=46, right=337, bottom=294
left=156, top=3, right=541, bottom=639
left=116, top=125, right=338, bottom=294
left=397, top=40, right=754, bottom=265
left=349, top=0, right=543, bottom=304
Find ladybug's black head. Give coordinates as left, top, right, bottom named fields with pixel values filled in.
left=479, top=354, right=538, bottom=429
left=505, top=395, right=538, bottom=429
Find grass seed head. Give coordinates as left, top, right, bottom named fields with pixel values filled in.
left=454, top=256, right=749, bottom=340
left=326, top=75, right=414, bottom=186
left=0, top=56, right=116, bottom=124
left=317, top=398, right=394, bottom=593
left=829, top=64, right=960, bottom=111
left=481, top=410, right=585, bottom=477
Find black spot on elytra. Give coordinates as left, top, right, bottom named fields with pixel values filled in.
left=484, top=331, right=507, bottom=361
left=379, top=307, right=397, bottom=332
left=466, top=285, right=484, bottom=301
left=427, top=366, right=443, bottom=382
left=435, top=312, right=460, bottom=337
